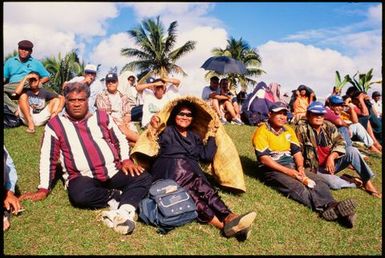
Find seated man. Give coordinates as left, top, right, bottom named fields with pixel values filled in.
left=63, top=64, right=104, bottom=113
left=201, top=76, right=228, bottom=124
left=20, top=82, right=153, bottom=235
left=4, top=40, right=50, bottom=115
left=324, top=95, right=381, bottom=154
left=252, top=101, right=357, bottom=228
left=4, top=146, right=23, bottom=231
left=295, top=101, right=381, bottom=198
left=95, top=72, right=139, bottom=147
left=139, top=76, right=181, bottom=128
left=218, top=78, right=243, bottom=125
left=16, top=72, right=64, bottom=133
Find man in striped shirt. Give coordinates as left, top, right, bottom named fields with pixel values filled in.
left=20, top=82, right=152, bottom=235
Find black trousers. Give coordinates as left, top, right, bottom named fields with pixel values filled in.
left=260, top=166, right=336, bottom=212
left=67, top=170, right=152, bottom=209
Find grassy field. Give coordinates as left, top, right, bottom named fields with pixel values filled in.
left=3, top=124, right=382, bottom=255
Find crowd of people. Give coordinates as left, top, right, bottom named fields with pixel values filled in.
left=3, top=39, right=382, bottom=239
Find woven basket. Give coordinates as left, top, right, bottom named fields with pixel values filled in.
left=131, top=95, right=246, bottom=192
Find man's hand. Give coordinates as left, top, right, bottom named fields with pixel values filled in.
left=4, top=191, right=23, bottom=215
left=325, top=156, right=336, bottom=175
left=121, top=159, right=145, bottom=177
left=19, top=189, right=48, bottom=202
left=150, top=115, right=161, bottom=129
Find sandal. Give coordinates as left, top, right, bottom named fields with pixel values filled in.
left=340, top=174, right=364, bottom=188
left=26, top=128, right=35, bottom=134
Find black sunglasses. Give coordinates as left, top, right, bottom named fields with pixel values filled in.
left=177, top=112, right=193, bottom=118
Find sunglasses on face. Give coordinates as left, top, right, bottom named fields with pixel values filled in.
left=177, top=112, right=193, bottom=118
left=28, top=78, right=38, bottom=82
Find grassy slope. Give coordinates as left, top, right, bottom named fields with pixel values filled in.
left=3, top=124, right=382, bottom=255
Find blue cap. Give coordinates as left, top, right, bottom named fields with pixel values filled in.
left=328, top=95, right=344, bottom=105
left=307, top=101, right=326, bottom=114
left=269, top=101, right=289, bottom=113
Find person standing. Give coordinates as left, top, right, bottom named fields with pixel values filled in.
left=20, top=82, right=153, bottom=235
left=4, top=40, right=50, bottom=115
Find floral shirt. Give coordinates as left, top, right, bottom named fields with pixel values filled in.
left=295, top=119, right=346, bottom=173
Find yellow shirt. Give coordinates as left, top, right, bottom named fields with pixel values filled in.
left=252, top=122, right=301, bottom=164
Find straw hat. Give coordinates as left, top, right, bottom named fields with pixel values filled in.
left=131, top=95, right=246, bottom=192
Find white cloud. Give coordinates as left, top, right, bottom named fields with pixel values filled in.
left=367, top=4, right=382, bottom=24
left=257, top=41, right=358, bottom=100
left=90, top=33, right=136, bottom=77
left=3, top=2, right=118, bottom=57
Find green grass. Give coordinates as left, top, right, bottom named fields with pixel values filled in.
left=4, top=124, right=382, bottom=255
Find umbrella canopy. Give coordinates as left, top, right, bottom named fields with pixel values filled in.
left=201, top=56, right=247, bottom=75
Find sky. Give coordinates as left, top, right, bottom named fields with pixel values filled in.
left=3, top=2, right=383, bottom=100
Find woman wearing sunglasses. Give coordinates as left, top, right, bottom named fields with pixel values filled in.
left=147, top=100, right=256, bottom=241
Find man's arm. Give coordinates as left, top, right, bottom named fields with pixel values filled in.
left=259, top=155, right=303, bottom=181
left=19, top=125, right=60, bottom=201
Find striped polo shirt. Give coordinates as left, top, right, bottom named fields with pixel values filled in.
left=38, top=110, right=130, bottom=190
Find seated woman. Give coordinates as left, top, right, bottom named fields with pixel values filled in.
left=148, top=100, right=256, bottom=241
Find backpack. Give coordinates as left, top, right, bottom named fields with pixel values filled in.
left=138, top=179, right=198, bottom=234
left=4, top=105, right=23, bottom=128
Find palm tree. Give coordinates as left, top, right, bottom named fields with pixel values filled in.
left=208, top=37, right=264, bottom=91
left=121, top=16, right=196, bottom=83
left=42, top=49, right=83, bottom=93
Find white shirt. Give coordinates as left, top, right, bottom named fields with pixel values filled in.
left=141, top=85, right=180, bottom=128
left=371, top=99, right=382, bottom=118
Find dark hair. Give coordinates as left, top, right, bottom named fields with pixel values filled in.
left=28, top=71, right=41, bottom=78
left=210, top=76, right=219, bottom=82
left=63, top=82, right=90, bottom=98
left=167, top=101, right=196, bottom=126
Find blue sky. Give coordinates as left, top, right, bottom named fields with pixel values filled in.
left=3, top=2, right=382, bottom=99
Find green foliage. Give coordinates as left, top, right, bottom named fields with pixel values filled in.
left=42, top=49, right=84, bottom=94
left=346, top=68, right=382, bottom=92
left=121, top=16, right=196, bottom=83
left=3, top=125, right=382, bottom=255
left=3, top=50, right=18, bottom=63
left=334, top=71, right=349, bottom=92
left=208, top=37, right=265, bottom=92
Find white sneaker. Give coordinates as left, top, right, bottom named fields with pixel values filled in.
left=231, top=118, right=244, bottom=125
left=101, top=209, right=119, bottom=228
left=220, top=117, right=228, bottom=125
left=113, top=213, right=136, bottom=235
left=107, top=199, right=120, bottom=210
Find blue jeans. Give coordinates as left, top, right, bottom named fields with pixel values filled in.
left=316, top=146, right=375, bottom=190
left=338, top=127, right=352, bottom=146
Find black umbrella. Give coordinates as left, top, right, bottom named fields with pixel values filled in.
left=201, top=56, right=247, bottom=75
